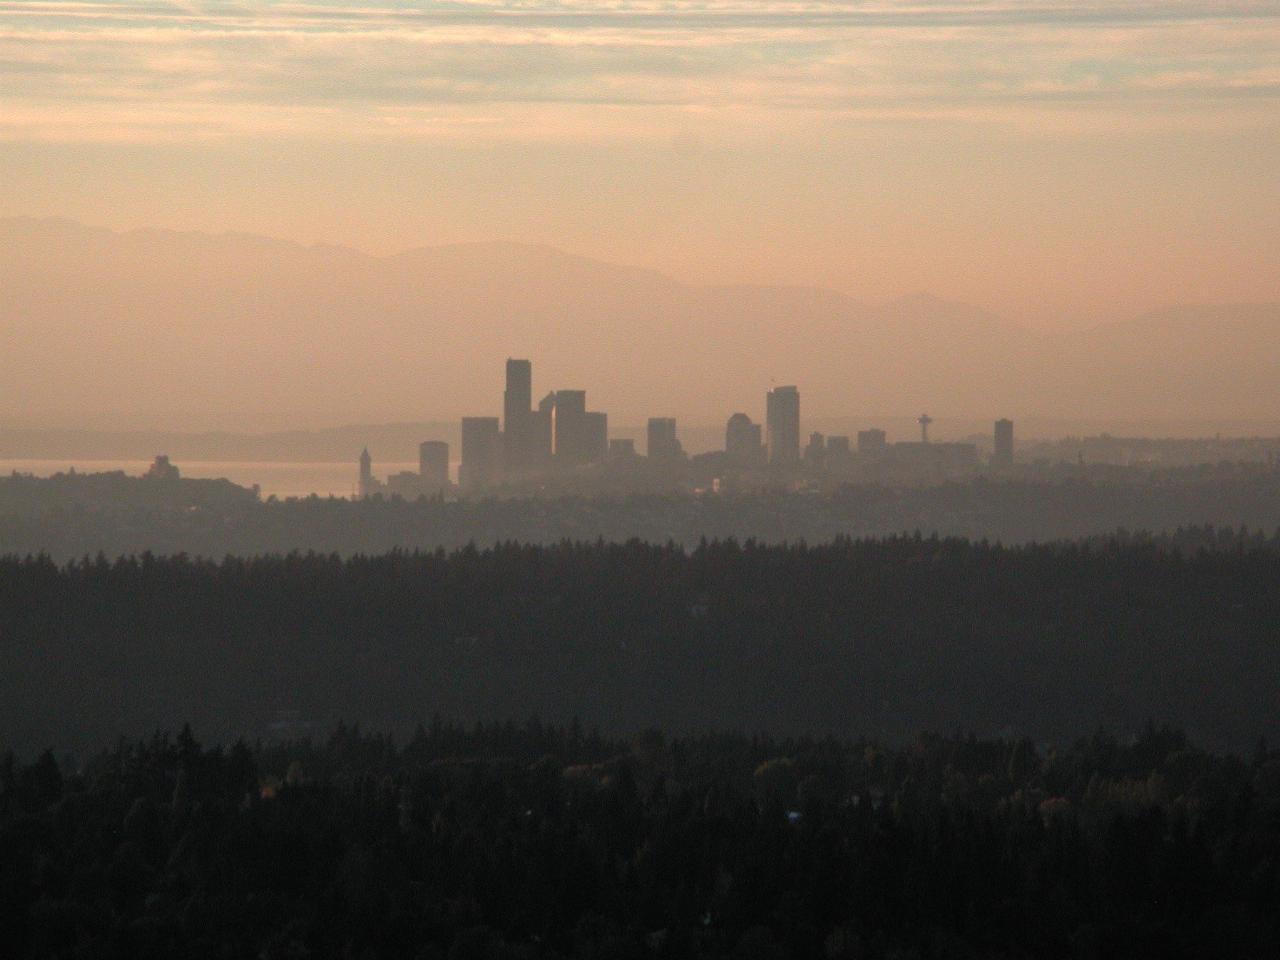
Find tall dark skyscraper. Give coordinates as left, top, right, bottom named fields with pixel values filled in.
left=504, top=360, right=532, bottom=433
left=503, top=358, right=536, bottom=471
left=993, top=418, right=1014, bottom=466
left=766, top=386, right=800, bottom=465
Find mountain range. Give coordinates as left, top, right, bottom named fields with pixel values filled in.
left=3, top=217, right=1277, bottom=432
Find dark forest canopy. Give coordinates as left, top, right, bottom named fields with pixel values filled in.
left=3, top=533, right=1280, bottom=757
left=4, top=722, right=1280, bottom=959
left=4, top=465, right=1280, bottom=559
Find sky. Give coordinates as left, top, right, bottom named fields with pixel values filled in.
left=1, top=1, right=1278, bottom=327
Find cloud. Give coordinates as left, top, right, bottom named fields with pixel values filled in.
left=1, top=1, right=1278, bottom=142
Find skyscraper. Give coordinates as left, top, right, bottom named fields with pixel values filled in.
left=584, top=411, right=608, bottom=463
left=647, top=418, right=682, bottom=461
left=542, top=391, right=609, bottom=466
left=766, top=386, right=800, bottom=465
left=550, top=390, right=587, bottom=463
left=503, top=358, right=534, bottom=470
left=419, top=440, right=450, bottom=490
left=460, top=417, right=501, bottom=490
left=993, top=418, right=1014, bottom=466
left=534, top=391, right=556, bottom=462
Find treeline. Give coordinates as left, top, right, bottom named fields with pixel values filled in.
left=3, top=534, right=1280, bottom=756
left=5, top=468, right=1280, bottom=558
left=4, top=722, right=1280, bottom=958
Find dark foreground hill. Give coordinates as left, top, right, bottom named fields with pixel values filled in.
left=3, top=535, right=1279, bottom=756
left=3, top=723, right=1279, bottom=958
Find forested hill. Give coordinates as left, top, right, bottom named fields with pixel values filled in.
left=3, top=535, right=1279, bottom=757
left=4, top=723, right=1279, bottom=958
left=5, top=467, right=1280, bottom=558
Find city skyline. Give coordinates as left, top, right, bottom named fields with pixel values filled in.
left=357, top=356, right=1016, bottom=495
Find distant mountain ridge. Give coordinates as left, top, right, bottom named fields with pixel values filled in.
left=2, top=217, right=1277, bottom=430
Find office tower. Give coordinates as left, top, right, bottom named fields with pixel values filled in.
left=460, top=417, right=502, bottom=490
left=418, top=440, right=450, bottom=489
left=857, top=429, right=888, bottom=456
left=766, top=385, right=800, bottom=464
left=609, top=438, right=637, bottom=459
left=993, top=418, right=1014, bottom=466
left=647, top=417, right=682, bottom=461
left=549, top=390, right=605, bottom=465
left=534, top=392, right=556, bottom=462
left=725, top=413, right=763, bottom=465
left=550, top=390, right=586, bottom=463
left=584, top=412, right=608, bottom=462
left=503, top=358, right=534, bottom=470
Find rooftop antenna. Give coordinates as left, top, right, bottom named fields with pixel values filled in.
left=918, top=413, right=933, bottom=443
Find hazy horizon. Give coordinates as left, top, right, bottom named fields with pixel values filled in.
left=4, top=214, right=1280, bottom=432
left=3, top=1, right=1278, bottom=432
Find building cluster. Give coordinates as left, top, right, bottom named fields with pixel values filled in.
left=358, top=359, right=1019, bottom=498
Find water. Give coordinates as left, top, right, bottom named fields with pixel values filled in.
left=0, top=459, right=425, bottom=500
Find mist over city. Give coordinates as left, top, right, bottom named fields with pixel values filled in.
left=3, top=2, right=1280, bottom=958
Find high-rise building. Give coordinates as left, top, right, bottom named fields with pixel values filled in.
left=460, top=417, right=502, bottom=490
left=419, top=440, right=450, bottom=489
left=584, top=412, right=608, bottom=463
left=534, top=392, right=556, bottom=461
left=550, top=390, right=587, bottom=463
left=993, top=418, right=1014, bottom=466
left=766, top=386, right=800, bottom=465
left=725, top=413, right=763, bottom=465
left=547, top=390, right=606, bottom=465
left=503, top=359, right=535, bottom=470
left=647, top=418, right=682, bottom=461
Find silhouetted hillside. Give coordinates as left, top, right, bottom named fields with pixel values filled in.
left=7, top=723, right=1279, bottom=959
left=3, top=536, right=1280, bottom=757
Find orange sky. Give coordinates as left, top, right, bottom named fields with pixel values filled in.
left=1, top=1, right=1278, bottom=328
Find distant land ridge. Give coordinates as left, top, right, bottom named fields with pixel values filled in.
left=3, top=216, right=1278, bottom=431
